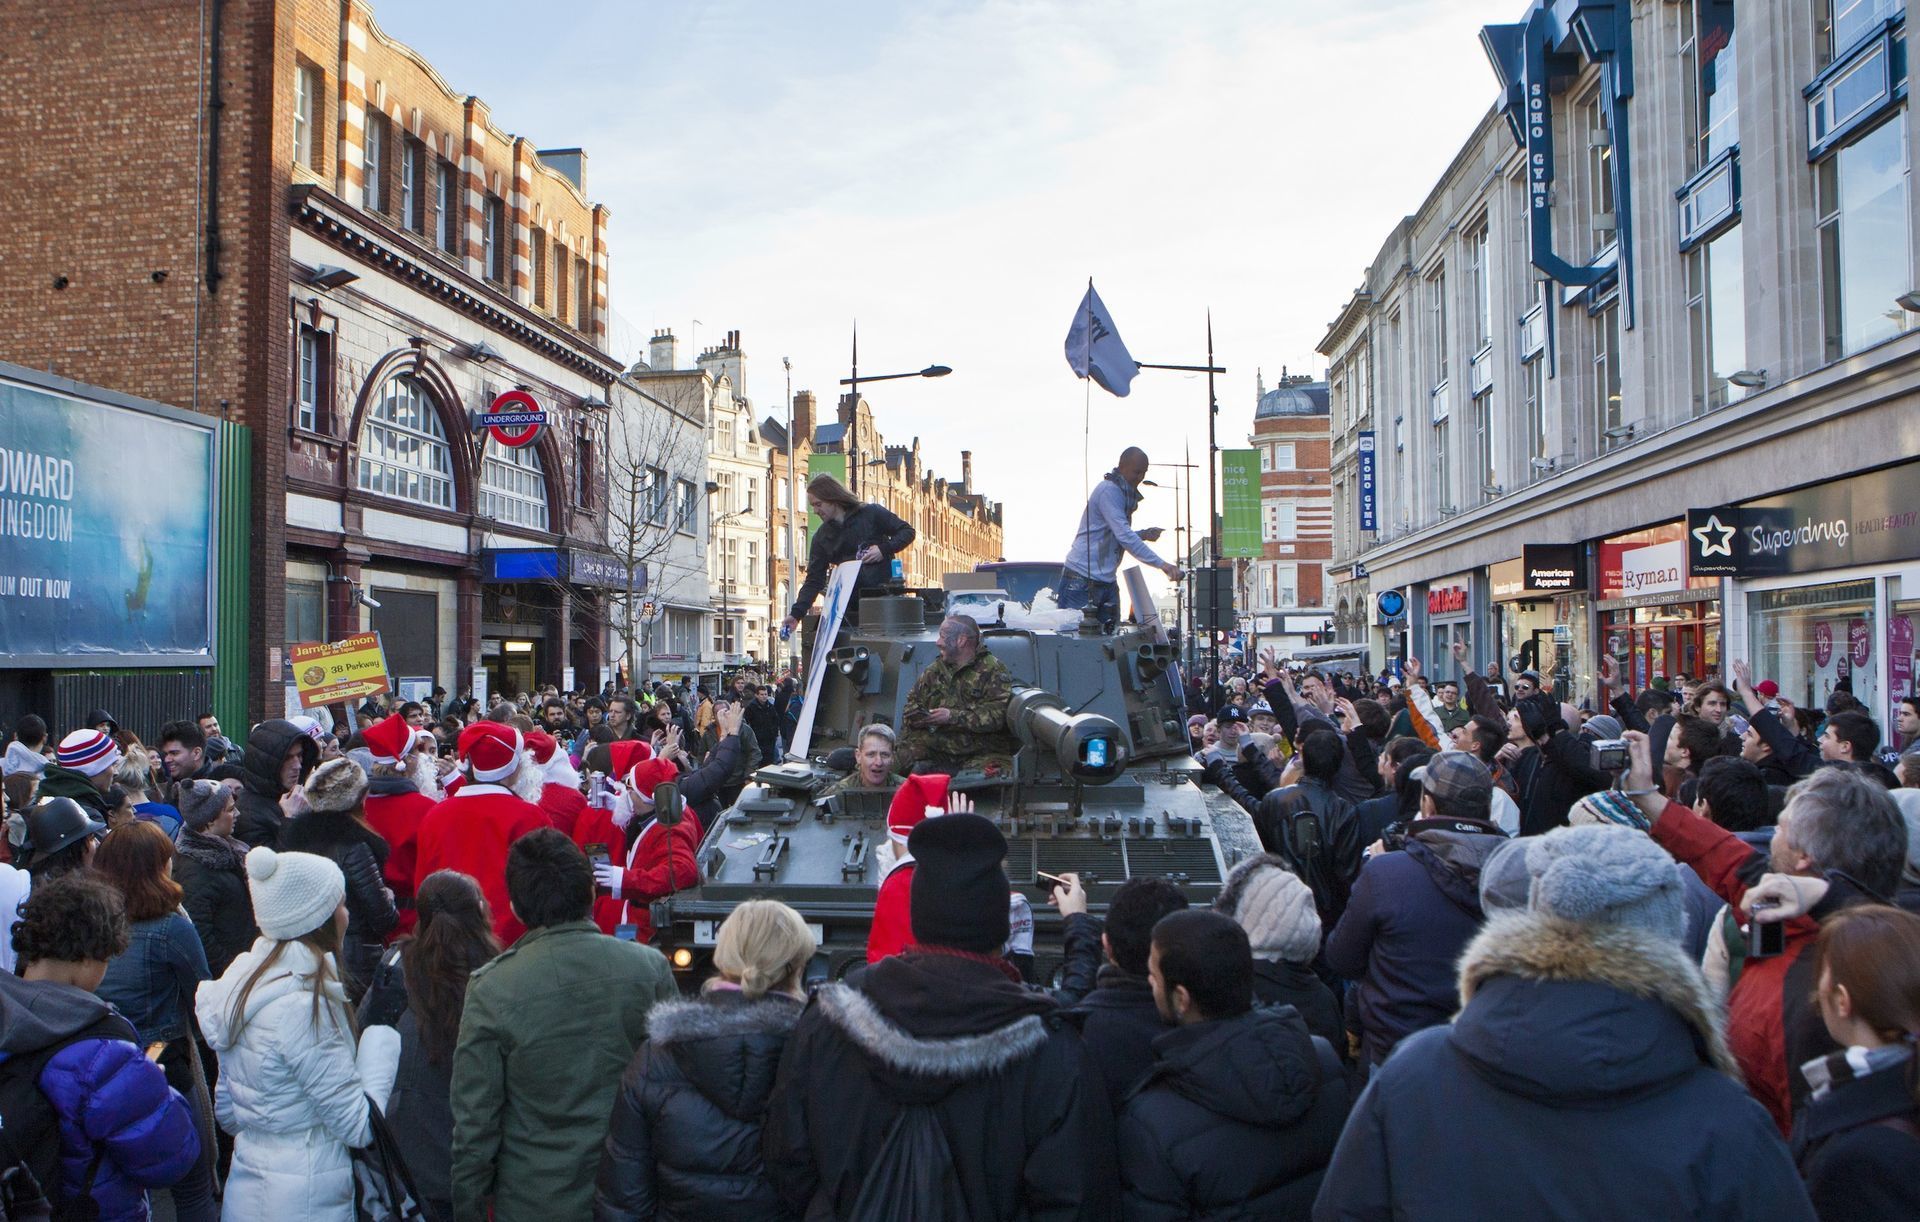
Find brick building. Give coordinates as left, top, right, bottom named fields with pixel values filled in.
left=1244, top=373, right=1333, bottom=656
left=0, top=0, right=634, bottom=722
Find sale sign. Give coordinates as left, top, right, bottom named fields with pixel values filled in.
left=1812, top=621, right=1834, bottom=668
left=291, top=631, right=391, bottom=709
left=1848, top=619, right=1872, bottom=669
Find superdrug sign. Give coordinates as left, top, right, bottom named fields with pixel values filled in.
left=1689, top=460, right=1920, bottom=578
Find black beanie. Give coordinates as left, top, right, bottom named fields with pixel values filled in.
left=908, top=813, right=1011, bottom=954
left=1515, top=693, right=1553, bottom=741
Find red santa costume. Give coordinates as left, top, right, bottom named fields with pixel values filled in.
left=866, top=774, right=950, bottom=963
left=413, top=722, right=549, bottom=946
left=573, top=740, right=649, bottom=932
left=526, top=730, right=588, bottom=837
left=360, top=714, right=435, bottom=937
left=584, top=757, right=701, bottom=941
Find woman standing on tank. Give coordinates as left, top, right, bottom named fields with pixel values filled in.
left=779, top=473, right=915, bottom=636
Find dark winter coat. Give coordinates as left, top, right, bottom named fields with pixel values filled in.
left=280, top=808, right=397, bottom=1000
left=0, top=971, right=200, bottom=1222
left=788, top=500, right=916, bottom=620
left=1251, top=959, right=1345, bottom=1056
left=1792, top=1056, right=1920, bottom=1222
left=1067, top=964, right=1170, bottom=1107
left=1254, top=779, right=1364, bottom=931
left=358, top=953, right=456, bottom=1222
left=1120, top=1007, right=1349, bottom=1221
left=1510, top=727, right=1612, bottom=835
left=763, top=950, right=1116, bottom=1221
left=34, top=764, right=114, bottom=823
left=1312, top=912, right=1815, bottom=1222
left=593, top=990, right=804, bottom=1222
left=1052, top=911, right=1103, bottom=1006
left=741, top=698, right=781, bottom=762
left=173, top=827, right=257, bottom=978
left=1322, top=816, right=1506, bottom=1066
left=231, top=720, right=318, bottom=849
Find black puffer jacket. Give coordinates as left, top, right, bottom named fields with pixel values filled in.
left=1119, top=1006, right=1349, bottom=1220
left=1251, top=959, right=1345, bottom=1057
left=173, top=827, right=256, bottom=978
left=594, top=991, right=804, bottom=1222
left=279, top=808, right=396, bottom=1000
left=1068, top=964, right=1170, bottom=1107
left=231, top=720, right=317, bottom=849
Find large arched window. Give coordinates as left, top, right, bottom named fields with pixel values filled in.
left=479, top=435, right=550, bottom=530
left=358, top=374, right=455, bottom=509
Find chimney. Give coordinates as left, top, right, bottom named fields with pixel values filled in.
left=961, top=450, right=973, bottom=489
left=649, top=329, right=677, bottom=372
left=793, top=390, right=816, bottom=444
left=536, top=147, right=587, bottom=193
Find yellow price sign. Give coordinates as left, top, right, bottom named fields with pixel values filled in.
left=290, top=631, right=392, bottom=709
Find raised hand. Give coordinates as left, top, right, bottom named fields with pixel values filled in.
left=1403, top=656, right=1422, bottom=681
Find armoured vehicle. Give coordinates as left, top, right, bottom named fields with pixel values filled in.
left=655, top=588, right=1260, bottom=983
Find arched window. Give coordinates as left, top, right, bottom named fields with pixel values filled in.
left=479, top=435, right=550, bottom=530
left=358, top=374, right=455, bottom=509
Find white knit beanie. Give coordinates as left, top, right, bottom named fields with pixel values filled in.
left=1214, top=854, right=1321, bottom=964
left=246, top=847, right=346, bottom=941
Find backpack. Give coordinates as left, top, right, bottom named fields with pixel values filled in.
left=846, top=1104, right=969, bottom=1222
left=0, top=1011, right=132, bottom=1222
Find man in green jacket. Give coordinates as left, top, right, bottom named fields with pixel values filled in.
left=451, top=828, right=676, bottom=1221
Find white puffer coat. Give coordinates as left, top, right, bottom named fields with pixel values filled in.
left=196, top=937, right=400, bottom=1222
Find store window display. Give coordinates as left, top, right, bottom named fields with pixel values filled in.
left=1747, top=580, right=1878, bottom=722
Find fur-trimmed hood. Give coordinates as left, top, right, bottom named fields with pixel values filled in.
left=644, top=991, right=803, bottom=1121
left=814, top=980, right=1051, bottom=1103
left=1451, top=911, right=1740, bottom=1102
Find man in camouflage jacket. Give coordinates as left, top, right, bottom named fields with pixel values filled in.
left=897, top=615, right=1018, bottom=777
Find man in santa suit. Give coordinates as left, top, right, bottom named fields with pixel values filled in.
left=525, top=730, right=587, bottom=837
left=361, top=713, right=437, bottom=937
left=585, top=756, right=700, bottom=942
left=573, top=740, right=650, bottom=933
left=867, top=774, right=970, bottom=963
left=414, top=721, right=550, bottom=946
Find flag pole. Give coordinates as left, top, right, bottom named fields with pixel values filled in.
left=1205, top=312, right=1220, bottom=711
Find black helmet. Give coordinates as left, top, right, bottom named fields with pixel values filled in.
left=22, top=797, right=106, bottom=869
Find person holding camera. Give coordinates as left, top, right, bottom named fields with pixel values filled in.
left=1506, top=692, right=1612, bottom=835
left=1618, top=731, right=1909, bottom=1137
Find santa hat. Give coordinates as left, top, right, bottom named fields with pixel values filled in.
left=458, top=721, right=523, bottom=784
left=606, top=740, right=652, bottom=784
left=887, top=773, right=950, bottom=839
left=525, top=731, right=559, bottom=767
left=363, top=714, right=412, bottom=767
left=411, top=729, right=438, bottom=754
left=628, top=757, right=680, bottom=799
left=57, top=729, right=122, bottom=778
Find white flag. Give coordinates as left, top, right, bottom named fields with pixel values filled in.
left=1064, top=282, right=1138, bottom=397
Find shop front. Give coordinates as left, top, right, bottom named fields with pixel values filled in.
left=1415, top=573, right=1480, bottom=671
left=1697, top=459, right=1920, bottom=733
left=1593, top=524, right=1721, bottom=694
left=480, top=548, right=630, bottom=699
left=1489, top=544, right=1592, bottom=703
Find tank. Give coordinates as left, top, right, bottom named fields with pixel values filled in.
left=655, top=590, right=1262, bottom=984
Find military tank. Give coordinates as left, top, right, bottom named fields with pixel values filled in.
left=654, top=588, right=1261, bottom=984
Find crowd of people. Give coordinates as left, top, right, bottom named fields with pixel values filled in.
left=0, top=625, right=1916, bottom=1219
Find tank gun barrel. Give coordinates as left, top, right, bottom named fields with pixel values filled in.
left=1006, top=685, right=1129, bottom=784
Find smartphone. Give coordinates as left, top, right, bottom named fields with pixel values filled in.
left=1036, top=870, right=1072, bottom=889
left=613, top=924, right=639, bottom=942
left=1747, top=904, right=1786, bottom=959
left=144, top=1041, right=166, bottom=1063
left=585, top=842, right=610, bottom=869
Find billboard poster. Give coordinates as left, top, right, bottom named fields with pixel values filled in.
left=0, top=370, right=215, bottom=665
left=291, top=632, right=392, bottom=709
left=806, top=453, right=847, bottom=546
left=1219, top=449, right=1261, bottom=559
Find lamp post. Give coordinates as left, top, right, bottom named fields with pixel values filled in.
left=705, top=481, right=747, bottom=672
left=838, top=325, right=950, bottom=497
left=782, top=356, right=796, bottom=667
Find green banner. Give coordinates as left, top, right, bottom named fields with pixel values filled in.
left=1220, top=449, right=1261, bottom=558
left=806, top=452, right=846, bottom=548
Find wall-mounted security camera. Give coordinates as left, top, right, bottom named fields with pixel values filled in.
left=356, top=590, right=383, bottom=610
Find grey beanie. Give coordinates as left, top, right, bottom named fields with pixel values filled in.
left=1213, top=854, right=1321, bottom=963
left=1478, top=837, right=1534, bottom=915
left=1581, top=713, right=1624, bottom=741
left=178, top=779, right=230, bottom=831
left=1525, top=824, right=1687, bottom=943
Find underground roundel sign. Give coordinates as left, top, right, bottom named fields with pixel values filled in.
left=486, top=390, right=548, bottom=448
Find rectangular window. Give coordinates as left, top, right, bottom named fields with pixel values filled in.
left=647, top=466, right=670, bottom=525
left=1524, top=355, right=1548, bottom=471
left=744, top=477, right=758, bottom=514
left=401, top=140, right=425, bottom=232
left=1818, top=112, right=1912, bottom=360
left=575, top=257, right=591, bottom=330
left=1468, top=225, right=1492, bottom=350
left=1474, top=391, right=1495, bottom=497
left=530, top=227, right=546, bottom=307
left=1263, top=501, right=1297, bottom=542
left=573, top=429, right=594, bottom=507
left=1824, top=0, right=1905, bottom=67
left=1686, top=228, right=1749, bottom=415
left=435, top=162, right=459, bottom=254
left=1595, top=305, right=1624, bottom=444
left=746, top=541, right=761, bottom=588
left=1431, top=419, right=1451, bottom=512
left=286, top=579, right=325, bottom=645
left=1428, top=269, right=1448, bottom=389
left=482, top=196, right=504, bottom=283
left=554, top=246, right=569, bottom=320
left=1259, top=446, right=1272, bottom=473
left=1585, top=91, right=1617, bottom=255
left=293, top=65, right=318, bottom=168
left=363, top=114, right=387, bottom=213
left=676, top=479, right=698, bottom=534
left=296, top=325, right=321, bottom=431
left=1271, top=442, right=1295, bottom=470
left=1275, top=562, right=1298, bottom=608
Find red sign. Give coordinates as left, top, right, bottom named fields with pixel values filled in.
left=1813, top=621, right=1833, bottom=667
left=1427, top=586, right=1469, bottom=615
left=1849, top=619, right=1872, bottom=668
left=486, top=389, right=547, bottom=449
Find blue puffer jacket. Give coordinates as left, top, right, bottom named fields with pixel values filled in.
left=0, top=972, right=200, bottom=1221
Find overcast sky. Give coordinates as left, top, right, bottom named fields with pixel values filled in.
left=373, top=0, right=1508, bottom=572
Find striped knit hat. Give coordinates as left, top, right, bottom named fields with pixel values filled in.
left=56, top=729, right=122, bottom=778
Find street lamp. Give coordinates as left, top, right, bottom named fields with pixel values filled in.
left=838, top=325, right=951, bottom=496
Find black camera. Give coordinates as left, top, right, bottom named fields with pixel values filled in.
left=1588, top=738, right=1630, bottom=773
left=1746, top=903, right=1786, bottom=960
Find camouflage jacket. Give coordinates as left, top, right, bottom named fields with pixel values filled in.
left=823, top=771, right=906, bottom=800
left=901, top=651, right=1018, bottom=761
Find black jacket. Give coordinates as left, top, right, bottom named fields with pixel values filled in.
left=280, top=808, right=397, bottom=1000
left=1751, top=707, right=1822, bottom=780
left=741, top=699, right=781, bottom=763
left=788, top=501, right=916, bottom=620
left=1792, top=1057, right=1920, bottom=1222
left=1254, top=779, right=1364, bottom=931
left=1511, top=727, right=1611, bottom=836
left=594, top=991, right=804, bottom=1222
left=1067, top=964, right=1170, bottom=1107
left=1313, top=912, right=1814, bottom=1221
left=1120, top=1007, right=1349, bottom=1221
left=763, top=950, right=1116, bottom=1221
left=173, top=828, right=256, bottom=978
left=231, top=720, right=317, bottom=849
left=1252, top=959, right=1345, bottom=1056
left=357, top=955, right=456, bottom=1222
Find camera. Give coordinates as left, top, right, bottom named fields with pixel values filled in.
left=1746, top=903, right=1786, bottom=959
left=1588, top=738, right=1630, bottom=773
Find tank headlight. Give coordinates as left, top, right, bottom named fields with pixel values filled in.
left=671, top=947, right=694, bottom=969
